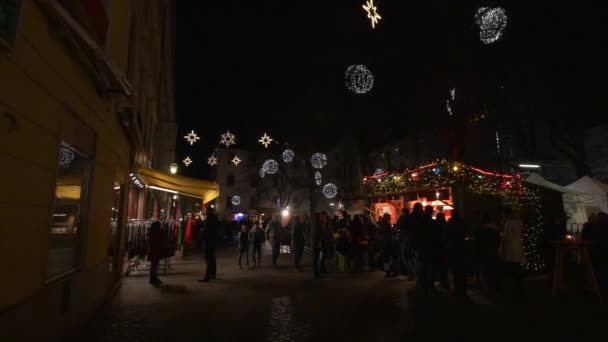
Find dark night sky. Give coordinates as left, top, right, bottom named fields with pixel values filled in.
left=175, top=0, right=606, bottom=179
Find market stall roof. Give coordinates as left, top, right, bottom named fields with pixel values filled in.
left=136, top=166, right=219, bottom=204
left=524, top=173, right=585, bottom=194
left=566, top=176, right=608, bottom=194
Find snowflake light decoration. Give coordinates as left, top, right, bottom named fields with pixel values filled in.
left=362, top=0, right=382, bottom=29
left=322, top=183, right=338, bottom=199
left=315, top=171, right=323, bottom=186
left=231, top=155, right=241, bottom=166
left=259, top=168, right=266, bottom=178
left=183, top=156, right=192, bottom=167
left=475, top=7, right=508, bottom=44
left=59, top=146, right=75, bottom=167
left=446, top=100, right=453, bottom=116
left=450, top=88, right=456, bottom=100
left=220, top=131, right=236, bottom=147
left=262, top=159, right=279, bottom=175
left=345, top=65, right=374, bottom=94
left=311, top=153, right=328, bottom=169
left=184, top=130, right=200, bottom=145
left=282, top=149, right=295, bottom=163
left=258, top=133, right=273, bottom=148
left=207, top=155, right=218, bottom=166
left=231, top=196, right=241, bottom=206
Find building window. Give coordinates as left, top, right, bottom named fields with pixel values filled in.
left=227, top=174, right=235, bottom=187
left=48, top=143, right=92, bottom=280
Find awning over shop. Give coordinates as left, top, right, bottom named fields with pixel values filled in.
left=136, top=166, right=220, bottom=204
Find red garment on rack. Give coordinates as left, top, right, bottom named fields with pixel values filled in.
left=184, top=216, right=194, bottom=243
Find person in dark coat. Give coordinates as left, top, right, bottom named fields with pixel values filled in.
left=266, top=215, right=282, bottom=268
left=291, top=216, right=306, bottom=271
left=147, top=221, right=164, bottom=286
left=419, top=206, right=441, bottom=294
left=311, top=213, right=323, bottom=278
left=379, top=213, right=395, bottom=277
left=446, top=210, right=468, bottom=296
left=238, top=224, right=250, bottom=269
left=199, top=208, right=219, bottom=282
left=250, top=221, right=265, bottom=268
left=319, top=211, right=334, bottom=274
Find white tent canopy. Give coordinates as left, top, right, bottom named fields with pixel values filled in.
left=525, top=173, right=605, bottom=231
left=565, top=176, right=608, bottom=225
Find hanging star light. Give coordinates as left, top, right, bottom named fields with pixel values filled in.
left=322, top=183, right=338, bottom=199
left=345, top=65, right=374, bottom=94
left=184, top=130, right=200, bottom=145
left=362, top=0, right=382, bottom=29
left=59, top=146, right=75, bottom=167
left=311, top=153, right=328, bottom=169
left=258, top=133, right=273, bottom=148
left=475, top=7, right=508, bottom=44
left=231, top=155, right=241, bottom=166
left=183, top=156, right=193, bottom=167
left=220, top=131, right=236, bottom=147
left=207, top=155, right=218, bottom=166
left=263, top=159, right=279, bottom=175
left=282, top=149, right=295, bottom=163
left=315, top=171, right=323, bottom=186
left=231, top=196, right=241, bottom=206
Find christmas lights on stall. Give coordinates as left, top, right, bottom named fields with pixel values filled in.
left=345, top=65, right=374, bottom=94
left=184, top=130, right=200, bottom=145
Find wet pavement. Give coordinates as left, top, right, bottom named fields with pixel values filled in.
left=73, top=245, right=607, bottom=341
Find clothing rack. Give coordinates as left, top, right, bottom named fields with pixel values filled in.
left=126, top=219, right=154, bottom=275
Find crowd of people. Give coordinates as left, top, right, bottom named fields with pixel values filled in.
left=146, top=206, right=607, bottom=298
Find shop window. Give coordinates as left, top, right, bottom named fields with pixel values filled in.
left=47, top=143, right=92, bottom=280
left=227, top=174, right=235, bottom=187
left=109, top=181, right=123, bottom=272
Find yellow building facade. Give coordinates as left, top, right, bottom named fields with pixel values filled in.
left=0, top=0, right=178, bottom=339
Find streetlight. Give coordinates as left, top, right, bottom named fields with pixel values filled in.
left=170, top=163, right=178, bottom=174
left=281, top=208, right=290, bottom=217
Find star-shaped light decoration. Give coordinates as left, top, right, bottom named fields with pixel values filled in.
left=207, top=155, right=218, bottom=166
left=183, top=156, right=193, bottom=167
left=220, top=131, right=236, bottom=147
left=362, top=0, right=382, bottom=29
left=258, top=133, right=273, bottom=148
left=231, top=155, right=241, bottom=166
left=184, top=130, right=200, bottom=145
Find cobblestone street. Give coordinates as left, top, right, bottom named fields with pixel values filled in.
left=73, top=246, right=607, bottom=342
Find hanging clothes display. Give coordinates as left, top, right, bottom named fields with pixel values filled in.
left=184, top=216, right=194, bottom=244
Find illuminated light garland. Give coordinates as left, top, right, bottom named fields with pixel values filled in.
left=231, top=156, right=241, bottom=166
left=345, top=65, right=374, bottom=94
left=450, top=88, right=456, bottom=101
left=262, top=159, right=279, bottom=175
left=231, top=195, right=241, bottom=206
left=184, top=130, right=200, bottom=145
left=282, top=149, right=295, bottom=163
left=362, top=0, right=382, bottom=29
left=315, top=171, right=322, bottom=186
left=183, top=156, right=192, bottom=167
left=220, top=131, right=236, bottom=147
left=258, top=133, right=273, bottom=148
left=475, top=7, right=508, bottom=44
left=59, top=146, right=75, bottom=167
left=447, top=100, right=453, bottom=116
left=207, top=155, right=218, bottom=166
left=311, top=153, right=328, bottom=169
left=362, top=159, right=546, bottom=271
left=323, top=183, right=338, bottom=199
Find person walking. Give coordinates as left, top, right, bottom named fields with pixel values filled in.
left=238, top=224, right=250, bottom=269
left=311, top=213, right=323, bottom=278
left=446, top=210, right=468, bottom=296
left=319, top=211, right=334, bottom=274
left=266, top=214, right=282, bottom=269
left=250, top=221, right=265, bottom=268
left=199, top=208, right=219, bottom=282
left=291, top=216, right=306, bottom=271
left=147, top=221, right=164, bottom=286
left=379, top=213, right=395, bottom=278
left=419, top=206, right=441, bottom=294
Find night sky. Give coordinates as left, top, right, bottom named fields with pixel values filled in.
left=175, top=0, right=605, bottom=179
